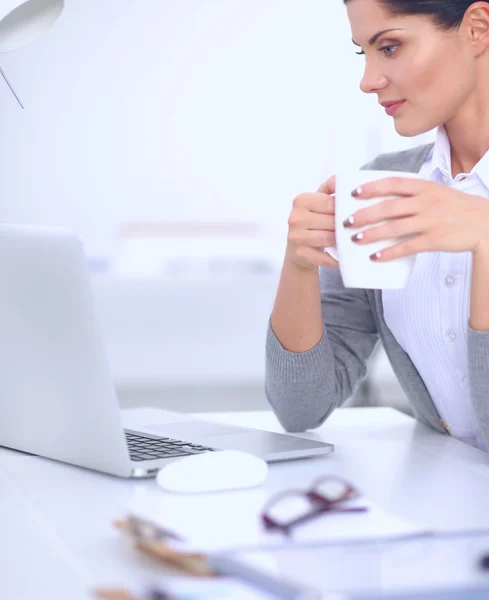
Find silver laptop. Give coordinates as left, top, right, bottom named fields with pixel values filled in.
left=0, top=224, right=334, bottom=477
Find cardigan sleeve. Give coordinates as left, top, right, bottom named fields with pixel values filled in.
left=468, top=324, right=489, bottom=446
left=265, top=267, right=379, bottom=432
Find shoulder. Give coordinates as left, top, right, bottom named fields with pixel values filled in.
left=361, top=143, right=434, bottom=174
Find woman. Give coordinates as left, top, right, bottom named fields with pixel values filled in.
left=266, top=0, right=489, bottom=451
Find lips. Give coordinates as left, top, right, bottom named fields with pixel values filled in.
left=380, top=100, right=405, bottom=116
left=380, top=100, right=404, bottom=108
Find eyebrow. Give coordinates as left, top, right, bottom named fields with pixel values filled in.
left=352, top=28, right=406, bottom=47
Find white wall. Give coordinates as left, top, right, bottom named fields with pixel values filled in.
left=0, top=0, right=434, bottom=264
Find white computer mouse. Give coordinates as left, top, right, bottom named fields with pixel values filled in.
left=156, top=450, right=268, bottom=494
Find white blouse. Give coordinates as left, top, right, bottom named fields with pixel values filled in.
left=382, top=126, right=488, bottom=451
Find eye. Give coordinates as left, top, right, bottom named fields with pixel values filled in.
left=379, top=44, right=399, bottom=56
left=355, top=50, right=365, bottom=56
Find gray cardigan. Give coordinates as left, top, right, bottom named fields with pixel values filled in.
left=266, top=143, right=489, bottom=448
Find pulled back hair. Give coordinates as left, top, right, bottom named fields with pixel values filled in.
left=343, top=1, right=486, bottom=31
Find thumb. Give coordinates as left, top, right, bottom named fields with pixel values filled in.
left=317, top=175, right=336, bottom=195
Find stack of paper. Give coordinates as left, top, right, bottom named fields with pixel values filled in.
left=127, top=488, right=429, bottom=553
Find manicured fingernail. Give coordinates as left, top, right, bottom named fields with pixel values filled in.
left=351, top=187, right=362, bottom=197
left=370, top=251, right=382, bottom=261
left=351, top=232, right=364, bottom=243
left=343, top=215, right=355, bottom=228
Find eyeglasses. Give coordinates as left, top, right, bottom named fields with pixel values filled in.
left=261, top=475, right=368, bottom=535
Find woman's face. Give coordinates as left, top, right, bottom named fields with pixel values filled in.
left=347, top=0, right=477, bottom=136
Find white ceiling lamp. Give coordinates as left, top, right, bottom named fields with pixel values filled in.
left=0, top=0, right=64, bottom=108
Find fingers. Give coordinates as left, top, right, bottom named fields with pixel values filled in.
left=350, top=216, right=425, bottom=246
left=293, top=192, right=335, bottom=215
left=288, top=212, right=335, bottom=231
left=317, top=175, right=336, bottom=195
left=288, top=229, right=336, bottom=249
left=344, top=196, right=423, bottom=228
left=287, top=176, right=338, bottom=270
left=352, top=176, right=432, bottom=199
left=369, top=232, right=433, bottom=262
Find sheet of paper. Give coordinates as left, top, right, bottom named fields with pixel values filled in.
left=128, top=488, right=429, bottom=553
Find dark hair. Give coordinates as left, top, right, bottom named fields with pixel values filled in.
left=343, top=1, right=485, bottom=31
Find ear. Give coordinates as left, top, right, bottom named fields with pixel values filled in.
left=464, top=2, right=489, bottom=56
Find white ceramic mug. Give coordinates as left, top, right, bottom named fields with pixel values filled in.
left=327, top=169, right=424, bottom=289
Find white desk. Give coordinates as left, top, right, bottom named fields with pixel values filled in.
left=2, top=407, right=489, bottom=599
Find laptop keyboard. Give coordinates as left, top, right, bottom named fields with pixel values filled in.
left=125, top=431, right=218, bottom=462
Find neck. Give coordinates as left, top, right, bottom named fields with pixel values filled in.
left=444, top=72, right=489, bottom=177
left=446, top=123, right=489, bottom=178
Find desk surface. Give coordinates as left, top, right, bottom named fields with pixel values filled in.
left=2, top=407, right=489, bottom=599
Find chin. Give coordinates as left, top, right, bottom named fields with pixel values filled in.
left=392, top=116, right=438, bottom=138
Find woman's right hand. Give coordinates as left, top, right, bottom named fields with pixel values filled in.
left=286, top=175, right=339, bottom=270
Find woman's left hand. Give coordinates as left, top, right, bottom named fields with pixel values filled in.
left=344, top=177, right=489, bottom=261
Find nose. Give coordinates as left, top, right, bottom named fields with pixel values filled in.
left=360, top=61, right=388, bottom=94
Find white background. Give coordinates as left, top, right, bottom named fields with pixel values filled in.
left=0, top=0, right=434, bottom=264
left=0, top=1, right=435, bottom=410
